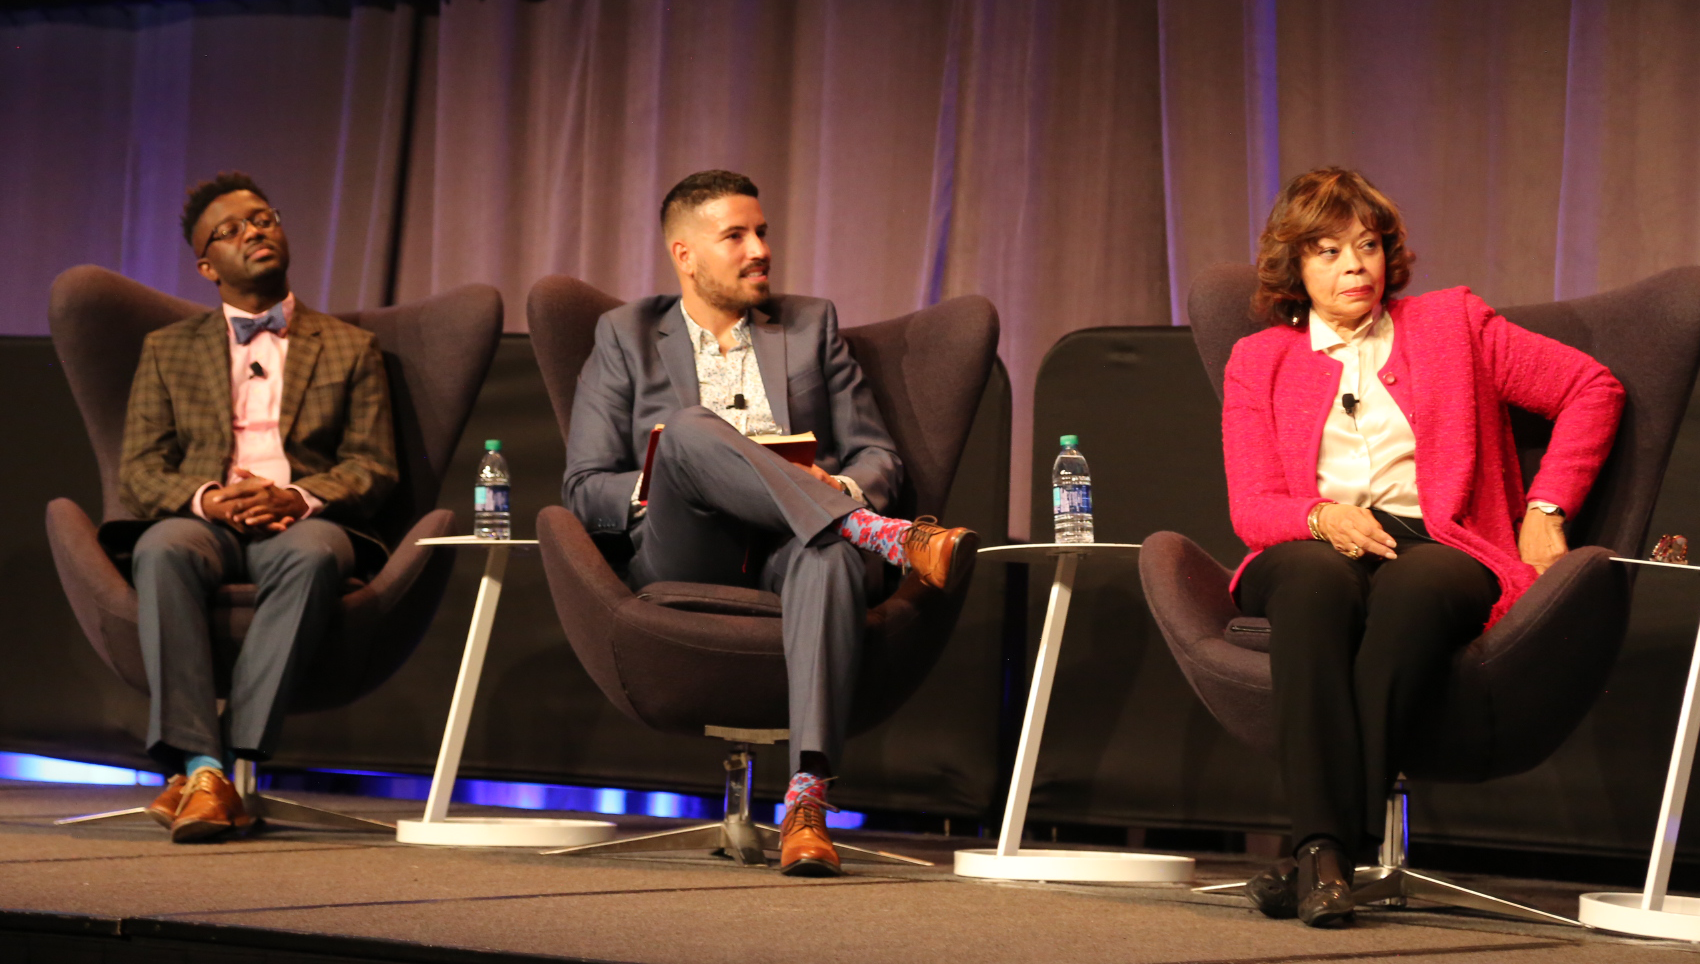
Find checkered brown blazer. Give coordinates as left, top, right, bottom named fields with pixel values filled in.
left=117, top=305, right=398, bottom=526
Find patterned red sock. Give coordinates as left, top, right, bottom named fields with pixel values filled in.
left=785, top=772, right=832, bottom=812
left=837, top=507, right=911, bottom=567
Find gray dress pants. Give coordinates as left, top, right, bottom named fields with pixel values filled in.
left=132, top=516, right=354, bottom=770
left=626, top=406, right=867, bottom=773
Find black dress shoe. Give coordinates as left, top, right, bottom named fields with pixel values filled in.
left=1295, top=840, right=1355, bottom=927
left=1246, top=857, right=1297, bottom=918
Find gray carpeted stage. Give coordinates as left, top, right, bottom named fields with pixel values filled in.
left=1, top=780, right=1695, bottom=964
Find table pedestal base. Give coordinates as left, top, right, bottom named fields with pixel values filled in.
left=959, top=545, right=1192, bottom=886
left=396, top=816, right=616, bottom=848
left=954, top=848, right=1194, bottom=883
left=1580, top=893, right=1700, bottom=940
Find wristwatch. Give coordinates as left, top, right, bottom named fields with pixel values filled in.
left=1529, top=501, right=1564, bottom=518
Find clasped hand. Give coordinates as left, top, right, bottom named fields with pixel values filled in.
left=1314, top=503, right=1569, bottom=575
left=202, top=468, right=308, bottom=535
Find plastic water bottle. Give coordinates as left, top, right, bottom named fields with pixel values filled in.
left=1052, top=434, right=1094, bottom=544
left=474, top=439, right=511, bottom=539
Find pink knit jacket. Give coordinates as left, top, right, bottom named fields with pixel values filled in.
left=1223, top=287, right=1624, bottom=628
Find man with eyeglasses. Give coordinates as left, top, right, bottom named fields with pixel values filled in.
left=116, top=172, right=397, bottom=841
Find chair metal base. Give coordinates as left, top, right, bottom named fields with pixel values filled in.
left=1195, top=779, right=1579, bottom=927
left=53, top=760, right=394, bottom=833
left=545, top=817, right=782, bottom=866
left=1351, top=864, right=1576, bottom=925
left=543, top=740, right=930, bottom=868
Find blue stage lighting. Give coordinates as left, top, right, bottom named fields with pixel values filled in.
left=1, top=751, right=867, bottom=828
left=0, top=752, right=164, bottom=786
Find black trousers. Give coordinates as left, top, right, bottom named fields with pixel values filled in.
left=626, top=406, right=867, bottom=773
left=1235, top=511, right=1499, bottom=859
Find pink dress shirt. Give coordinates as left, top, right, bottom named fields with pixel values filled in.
left=190, top=294, right=324, bottom=521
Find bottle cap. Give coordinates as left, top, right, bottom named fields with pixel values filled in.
left=484, top=439, right=502, bottom=451
left=1059, top=435, right=1079, bottom=447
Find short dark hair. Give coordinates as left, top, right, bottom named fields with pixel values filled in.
left=181, top=172, right=269, bottom=247
left=1253, top=167, right=1414, bottom=326
left=660, top=170, right=758, bottom=234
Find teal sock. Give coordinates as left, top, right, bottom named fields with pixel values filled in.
left=184, top=754, right=222, bottom=777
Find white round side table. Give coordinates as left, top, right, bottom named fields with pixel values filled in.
left=953, top=543, right=1195, bottom=883
left=1579, top=557, right=1700, bottom=938
left=394, top=537, right=616, bottom=848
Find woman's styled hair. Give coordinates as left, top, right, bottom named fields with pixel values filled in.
left=1253, top=167, right=1414, bottom=326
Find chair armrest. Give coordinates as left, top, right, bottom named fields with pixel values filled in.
left=1467, top=546, right=1628, bottom=673
left=536, top=505, right=636, bottom=607
left=1138, top=531, right=1242, bottom=648
left=362, top=508, right=457, bottom=613
left=1425, top=545, right=1631, bottom=778
left=1139, top=530, right=1281, bottom=750
left=44, top=498, right=147, bottom=692
left=536, top=505, right=641, bottom=721
left=292, top=508, right=458, bottom=713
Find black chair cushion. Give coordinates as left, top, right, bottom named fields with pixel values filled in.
left=636, top=581, right=784, bottom=617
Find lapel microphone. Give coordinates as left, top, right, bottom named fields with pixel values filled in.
left=250, top=361, right=266, bottom=380
left=1342, top=393, right=1358, bottom=416
left=732, top=393, right=747, bottom=410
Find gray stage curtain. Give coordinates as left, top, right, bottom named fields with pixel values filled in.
left=5, top=0, right=1700, bottom=535
left=0, top=2, right=418, bottom=325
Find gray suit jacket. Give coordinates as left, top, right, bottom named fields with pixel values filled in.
left=563, top=294, right=903, bottom=533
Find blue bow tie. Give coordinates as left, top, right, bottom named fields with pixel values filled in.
left=231, top=303, right=287, bottom=345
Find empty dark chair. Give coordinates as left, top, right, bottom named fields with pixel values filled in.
left=45, top=265, right=502, bottom=829
left=1141, top=263, right=1700, bottom=922
left=527, top=275, right=997, bottom=866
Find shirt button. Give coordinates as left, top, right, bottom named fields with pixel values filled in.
left=1382, top=373, right=1396, bottom=385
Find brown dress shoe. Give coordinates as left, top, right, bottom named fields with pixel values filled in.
left=170, top=768, right=254, bottom=843
left=779, top=800, right=844, bottom=877
left=901, top=516, right=980, bottom=592
left=145, top=774, right=188, bottom=828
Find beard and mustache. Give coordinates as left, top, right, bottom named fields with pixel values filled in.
left=693, top=260, right=771, bottom=315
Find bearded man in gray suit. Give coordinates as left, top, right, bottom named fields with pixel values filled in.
left=564, top=170, right=977, bottom=876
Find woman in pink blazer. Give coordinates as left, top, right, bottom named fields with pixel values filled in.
left=1225, top=169, right=1623, bottom=927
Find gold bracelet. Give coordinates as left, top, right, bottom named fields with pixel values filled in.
left=1307, top=502, right=1333, bottom=541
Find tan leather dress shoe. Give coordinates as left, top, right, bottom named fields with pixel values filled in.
left=779, top=801, right=844, bottom=877
left=901, top=516, right=980, bottom=592
left=170, top=768, right=254, bottom=843
left=145, top=774, right=188, bottom=828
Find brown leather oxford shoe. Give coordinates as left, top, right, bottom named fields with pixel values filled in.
left=145, top=774, right=188, bottom=828
left=779, top=800, right=844, bottom=877
left=901, top=516, right=979, bottom=592
left=170, top=768, right=254, bottom=843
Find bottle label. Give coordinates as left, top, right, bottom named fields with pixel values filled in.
left=1053, top=485, right=1092, bottom=515
left=475, top=485, right=510, bottom=512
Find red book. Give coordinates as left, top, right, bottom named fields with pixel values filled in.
left=636, top=426, right=818, bottom=503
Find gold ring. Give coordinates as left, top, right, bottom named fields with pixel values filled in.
left=1346, top=545, right=1364, bottom=559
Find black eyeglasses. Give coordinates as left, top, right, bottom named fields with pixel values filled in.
left=199, top=209, right=282, bottom=257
